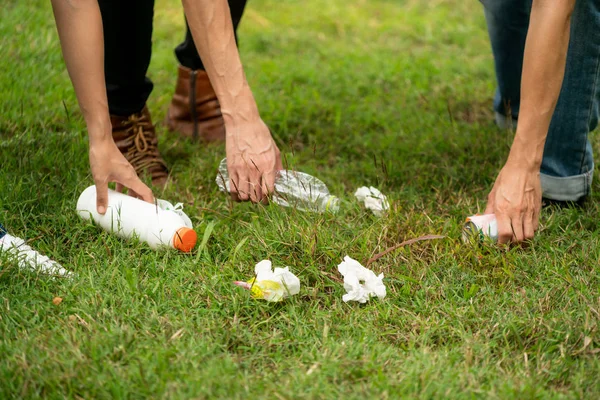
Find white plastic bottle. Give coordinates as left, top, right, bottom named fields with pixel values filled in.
left=0, top=223, right=71, bottom=276
left=215, top=158, right=339, bottom=213
left=76, top=185, right=197, bottom=252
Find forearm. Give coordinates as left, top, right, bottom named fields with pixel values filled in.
left=509, top=0, right=576, bottom=167
left=181, top=0, right=260, bottom=130
left=51, top=0, right=110, bottom=144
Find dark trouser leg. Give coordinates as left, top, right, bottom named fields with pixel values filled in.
left=174, top=0, right=248, bottom=70
left=481, top=0, right=532, bottom=123
left=99, top=0, right=155, bottom=116
left=539, top=0, right=600, bottom=201
left=483, top=0, right=600, bottom=201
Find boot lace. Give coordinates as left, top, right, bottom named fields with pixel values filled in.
left=120, top=113, right=167, bottom=175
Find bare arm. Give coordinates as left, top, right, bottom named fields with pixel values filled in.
left=50, top=0, right=153, bottom=212
left=511, top=0, right=575, bottom=166
left=51, top=0, right=109, bottom=139
left=181, top=0, right=282, bottom=203
left=181, top=0, right=257, bottom=128
left=486, top=0, right=576, bottom=243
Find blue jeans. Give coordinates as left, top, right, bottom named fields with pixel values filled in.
left=482, top=0, right=600, bottom=201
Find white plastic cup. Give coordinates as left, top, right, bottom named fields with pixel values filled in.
left=463, top=214, right=498, bottom=242
left=76, top=185, right=197, bottom=252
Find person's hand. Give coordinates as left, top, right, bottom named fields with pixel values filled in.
left=88, top=135, right=154, bottom=214
left=225, top=118, right=282, bottom=203
left=485, top=160, right=542, bottom=244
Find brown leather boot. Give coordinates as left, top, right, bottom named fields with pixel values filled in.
left=165, top=65, right=226, bottom=142
left=111, top=106, right=169, bottom=187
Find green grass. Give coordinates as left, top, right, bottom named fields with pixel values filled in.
left=1, top=0, right=599, bottom=398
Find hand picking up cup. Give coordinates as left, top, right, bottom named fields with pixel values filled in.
left=234, top=260, right=300, bottom=302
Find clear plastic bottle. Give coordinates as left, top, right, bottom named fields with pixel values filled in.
left=215, top=158, right=339, bottom=213
left=76, top=185, right=197, bottom=252
left=0, top=223, right=71, bottom=277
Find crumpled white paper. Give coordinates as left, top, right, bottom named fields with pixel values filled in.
left=337, top=255, right=386, bottom=303
left=234, top=260, right=300, bottom=302
left=354, top=186, right=389, bottom=216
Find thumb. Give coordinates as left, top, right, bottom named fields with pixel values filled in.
left=485, top=189, right=496, bottom=215
left=95, top=183, right=109, bottom=215
left=484, top=200, right=495, bottom=215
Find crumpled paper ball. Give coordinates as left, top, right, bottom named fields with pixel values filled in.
left=234, top=260, right=300, bottom=302
left=337, top=255, right=386, bottom=303
left=354, top=186, right=389, bottom=216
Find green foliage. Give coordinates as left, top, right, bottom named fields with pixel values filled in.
left=1, top=0, right=599, bottom=398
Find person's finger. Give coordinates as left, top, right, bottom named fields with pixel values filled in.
left=116, top=183, right=124, bottom=193
left=253, top=184, right=264, bottom=204
left=496, top=213, right=513, bottom=244
left=248, top=176, right=263, bottom=204
left=524, top=210, right=535, bottom=240
left=532, top=200, right=541, bottom=232
left=229, top=171, right=242, bottom=202
left=234, top=173, right=250, bottom=201
left=510, top=215, right=525, bottom=243
left=246, top=158, right=264, bottom=203
left=262, top=168, right=277, bottom=195
left=241, top=177, right=253, bottom=203
left=122, top=176, right=154, bottom=204
left=259, top=173, right=272, bottom=205
left=127, top=188, right=141, bottom=200
left=485, top=190, right=496, bottom=215
left=95, top=182, right=109, bottom=215
left=244, top=166, right=261, bottom=203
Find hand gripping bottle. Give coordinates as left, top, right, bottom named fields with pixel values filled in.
left=215, top=158, right=340, bottom=213
left=76, top=185, right=197, bottom=252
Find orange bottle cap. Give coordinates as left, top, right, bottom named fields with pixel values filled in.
left=173, top=227, right=197, bottom=252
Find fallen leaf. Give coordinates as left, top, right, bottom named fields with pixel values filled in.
left=365, top=234, right=446, bottom=266
left=52, top=297, right=63, bottom=306
left=169, top=328, right=185, bottom=341
left=306, top=363, right=320, bottom=375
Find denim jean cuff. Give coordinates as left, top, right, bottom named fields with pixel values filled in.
left=540, top=169, right=593, bottom=202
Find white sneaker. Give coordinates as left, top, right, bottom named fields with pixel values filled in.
left=0, top=227, right=72, bottom=277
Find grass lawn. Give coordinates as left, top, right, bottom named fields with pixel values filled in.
left=1, top=0, right=599, bottom=398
